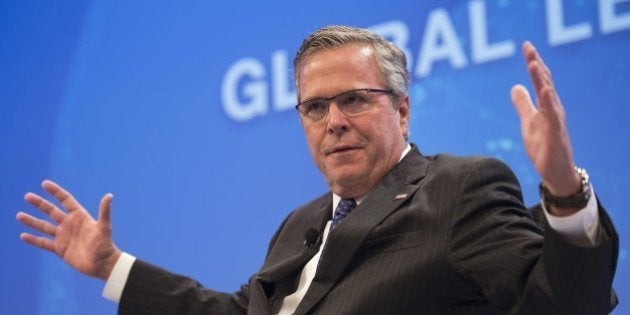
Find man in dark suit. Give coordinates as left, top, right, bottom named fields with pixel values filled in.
left=17, top=26, right=617, bottom=314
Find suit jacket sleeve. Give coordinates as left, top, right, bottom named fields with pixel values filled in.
left=117, top=212, right=294, bottom=315
left=117, top=259, right=250, bottom=315
left=448, top=157, right=617, bottom=314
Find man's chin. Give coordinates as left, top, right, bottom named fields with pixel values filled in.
left=328, top=172, right=368, bottom=197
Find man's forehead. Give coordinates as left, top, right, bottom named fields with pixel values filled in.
left=297, top=44, right=378, bottom=97
left=299, top=43, right=374, bottom=68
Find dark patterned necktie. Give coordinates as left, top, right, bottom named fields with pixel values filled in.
left=331, top=198, right=357, bottom=230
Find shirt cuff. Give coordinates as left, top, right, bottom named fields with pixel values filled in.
left=102, top=252, right=136, bottom=303
left=542, top=183, right=600, bottom=246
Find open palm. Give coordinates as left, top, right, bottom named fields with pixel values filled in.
left=511, top=42, right=580, bottom=198
left=17, top=180, right=121, bottom=280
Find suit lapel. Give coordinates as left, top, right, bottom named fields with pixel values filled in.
left=249, top=195, right=333, bottom=314
left=257, top=200, right=330, bottom=282
left=294, top=147, right=429, bottom=314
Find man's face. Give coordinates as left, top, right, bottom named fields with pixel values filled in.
left=298, top=43, right=410, bottom=198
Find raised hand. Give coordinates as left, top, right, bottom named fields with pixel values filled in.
left=16, top=180, right=121, bottom=280
left=511, top=42, right=582, bottom=214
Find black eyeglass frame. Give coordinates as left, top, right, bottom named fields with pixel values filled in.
left=295, top=88, right=394, bottom=121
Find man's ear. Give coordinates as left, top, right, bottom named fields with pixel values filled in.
left=397, top=94, right=410, bottom=139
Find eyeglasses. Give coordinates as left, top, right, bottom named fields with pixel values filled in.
left=295, top=88, right=394, bottom=122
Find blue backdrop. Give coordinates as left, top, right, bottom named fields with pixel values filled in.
left=2, top=0, right=628, bottom=314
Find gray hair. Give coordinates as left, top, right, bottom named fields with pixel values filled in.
left=293, top=25, right=410, bottom=104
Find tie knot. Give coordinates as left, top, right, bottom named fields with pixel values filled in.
left=336, top=198, right=356, bottom=215
left=331, top=198, right=356, bottom=230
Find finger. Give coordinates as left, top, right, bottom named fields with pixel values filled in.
left=527, top=59, right=551, bottom=98
left=523, top=42, right=553, bottom=95
left=98, top=193, right=114, bottom=228
left=42, top=179, right=84, bottom=213
left=523, top=41, right=551, bottom=76
left=19, top=232, right=56, bottom=252
left=24, top=192, right=66, bottom=224
left=510, top=84, right=537, bottom=120
left=538, top=85, right=564, bottom=126
left=16, top=212, right=57, bottom=236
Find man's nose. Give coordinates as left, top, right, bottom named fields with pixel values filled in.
left=326, top=102, right=350, bottom=135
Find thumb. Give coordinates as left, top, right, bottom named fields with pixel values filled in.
left=510, top=84, right=536, bottom=121
left=98, top=193, right=114, bottom=227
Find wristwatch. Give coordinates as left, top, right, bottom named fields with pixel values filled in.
left=539, top=166, right=591, bottom=209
